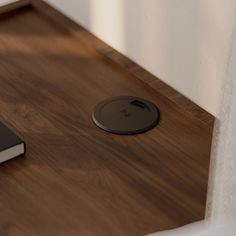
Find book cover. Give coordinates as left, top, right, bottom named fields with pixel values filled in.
left=0, top=122, right=25, bottom=164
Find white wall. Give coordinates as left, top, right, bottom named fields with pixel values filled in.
left=0, top=0, right=18, bottom=6
left=206, top=23, right=236, bottom=219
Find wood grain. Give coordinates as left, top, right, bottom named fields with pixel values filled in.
left=0, top=2, right=213, bottom=236
left=31, top=0, right=214, bottom=128
left=31, top=0, right=215, bottom=128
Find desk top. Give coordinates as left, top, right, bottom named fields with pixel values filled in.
left=0, top=2, right=213, bottom=236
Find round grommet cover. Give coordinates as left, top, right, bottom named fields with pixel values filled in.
left=92, top=96, right=160, bottom=134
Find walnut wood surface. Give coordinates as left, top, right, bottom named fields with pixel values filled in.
left=0, top=2, right=213, bottom=236
left=31, top=0, right=215, bottom=128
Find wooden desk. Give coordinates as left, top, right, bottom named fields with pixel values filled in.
left=0, top=1, right=213, bottom=235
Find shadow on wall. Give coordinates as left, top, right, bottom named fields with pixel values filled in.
left=44, top=0, right=92, bottom=34
left=122, top=0, right=236, bottom=117
left=123, top=0, right=205, bottom=102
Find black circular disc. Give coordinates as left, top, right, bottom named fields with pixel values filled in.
left=92, top=96, right=160, bottom=134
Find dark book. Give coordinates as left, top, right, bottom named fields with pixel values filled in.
left=0, top=122, right=25, bottom=164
